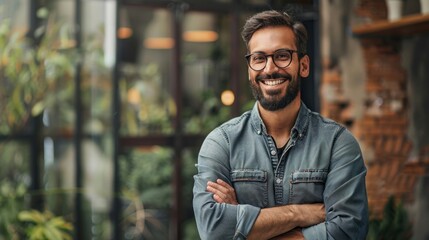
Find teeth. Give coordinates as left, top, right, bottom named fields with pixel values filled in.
left=262, top=79, right=285, bottom=86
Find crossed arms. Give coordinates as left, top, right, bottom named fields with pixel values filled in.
left=193, top=128, right=368, bottom=240
left=207, top=179, right=325, bottom=240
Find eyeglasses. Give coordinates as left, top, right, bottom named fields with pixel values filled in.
left=245, top=49, right=298, bottom=71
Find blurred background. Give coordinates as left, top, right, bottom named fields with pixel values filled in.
left=0, top=0, right=428, bottom=239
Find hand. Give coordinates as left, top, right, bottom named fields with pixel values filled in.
left=270, top=228, right=304, bottom=240
left=206, top=179, right=238, bottom=205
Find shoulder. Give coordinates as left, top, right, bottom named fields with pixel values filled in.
left=200, top=111, right=252, bottom=157
left=207, top=110, right=252, bottom=143
left=305, top=109, right=360, bottom=147
left=311, top=111, right=361, bottom=152
left=307, top=110, right=347, bottom=137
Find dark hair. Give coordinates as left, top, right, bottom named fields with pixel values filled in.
left=241, top=10, right=308, bottom=56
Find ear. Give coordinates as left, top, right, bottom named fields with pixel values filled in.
left=299, top=55, right=310, bottom=78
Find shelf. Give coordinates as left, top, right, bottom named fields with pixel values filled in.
left=352, top=13, right=429, bottom=37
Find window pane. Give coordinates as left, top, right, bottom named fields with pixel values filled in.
left=0, top=141, right=31, bottom=238
left=1, top=0, right=31, bottom=134
left=182, top=11, right=233, bottom=134
left=120, top=7, right=175, bottom=136
left=0, top=0, right=29, bottom=29
left=41, top=0, right=77, bottom=135
left=119, top=147, right=174, bottom=239
left=182, top=147, right=199, bottom=239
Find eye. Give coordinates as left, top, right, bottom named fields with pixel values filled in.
left=274, top=51, right=291, bottom=61
left=252, top=54, right=266, bottom=63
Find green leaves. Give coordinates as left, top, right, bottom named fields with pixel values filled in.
left=0, top=12, right=77, bottom=134
left=18, top=210, right=73, bottom=240
left=367, top=196, right=412, bottom=240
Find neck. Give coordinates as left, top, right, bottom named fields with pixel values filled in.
left=258, top=96, right=301, bottom=147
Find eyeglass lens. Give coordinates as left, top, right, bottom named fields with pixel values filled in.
left=247, top=50, right=293, bottom=71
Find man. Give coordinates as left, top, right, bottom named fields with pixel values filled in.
left=193, top=10, right=368, bottom=240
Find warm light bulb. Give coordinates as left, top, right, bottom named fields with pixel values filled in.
left=183, top=31, right=218, bottom=42
left=221, top=90, right=235, bottom=106
left=127, top=88, right=141, bottom=105
left=118, top=27, right=133, bottom=39
left=144, top=37, right=175, bottom=49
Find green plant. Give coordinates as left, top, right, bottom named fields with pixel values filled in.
left=0, top=141, right=31, bottom=240
left=184, top=90, right=232, bottom=134
left=367, top=196, right=412, bottom=240
left=0, top=8, right=76, bottom=134
left=0, top=181, right=26, bottom=240
left=0, top=183, right=74, bottom=240
left=120, top=147, right=173, bottom=209
left=18, top=210, right=73, bottom=240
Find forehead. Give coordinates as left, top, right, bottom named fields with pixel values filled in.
left=248, top=26, right=296, bottom=53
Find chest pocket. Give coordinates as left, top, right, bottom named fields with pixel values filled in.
left=289, top=169, right=327, bottom=204
left=231, top=169, right=268, bottom=208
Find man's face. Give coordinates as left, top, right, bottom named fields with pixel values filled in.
left=247, top=26, right=309, bottom=111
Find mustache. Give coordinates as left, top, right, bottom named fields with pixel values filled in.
left=256, top=72, right=291, bottom=82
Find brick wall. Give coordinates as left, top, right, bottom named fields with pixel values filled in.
left=321, top=0, right=426, bottom=219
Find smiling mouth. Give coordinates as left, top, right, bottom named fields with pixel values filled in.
left=260, top=79, right=287, bottom=86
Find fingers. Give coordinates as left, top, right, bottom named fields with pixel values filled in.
left=206, top=179, right=238, bottom=205
left=206, top=181, right=229, bottom=202
left=216, top=179, right=235, bottom=192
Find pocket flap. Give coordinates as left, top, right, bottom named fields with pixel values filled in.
left=231, top=169, right=267, bottom=182
left=291, top=169, right=327, bottom=184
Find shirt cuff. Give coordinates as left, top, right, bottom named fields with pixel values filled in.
left=233, top=204, right=261, bottom=240
left=302, top=222, right=327, bottom=240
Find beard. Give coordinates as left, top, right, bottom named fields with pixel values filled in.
left=249, top=71, right=301, bottom=111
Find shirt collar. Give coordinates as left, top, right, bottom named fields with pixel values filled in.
left=250, top=101, right=309, bottom=139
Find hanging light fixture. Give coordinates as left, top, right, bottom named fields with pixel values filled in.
left=183, top=12, right=218, bottom=43
left=143, top=10, right=174, bottom=49
left=118, top=8, right=133, bottom=39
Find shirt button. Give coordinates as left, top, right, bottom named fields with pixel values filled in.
left=270, top=150, right=276, bottom=156
left=276, top=178, right=282, bottom=184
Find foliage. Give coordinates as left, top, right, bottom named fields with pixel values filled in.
left=0, top=142, right=30, bottom=240
left=0, top=181, right=26, bottom=240
left=367, top=196, right=412, bottom=240
left=0, top=182, right=73, bottom=240
left=119, top=147, right=173, bottom=239
left=184, top=90, right=232, bottom=134
left=0, top=143, right=73, bottom=240
left=120, top=64, right=175, bottom=135
left=120, top=147, right=173, bottom=209
left=18, top=210, right=73, bottom=240
left=0, top=9, right=77, bottom=134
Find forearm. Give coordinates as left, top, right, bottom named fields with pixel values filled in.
left=270, top=228, right=304, bottom=240
left=194, top=175, right=260, bottom=239
left=248, top=206, right=297, bottom=240
left=248, top=204, right=325, bottom=240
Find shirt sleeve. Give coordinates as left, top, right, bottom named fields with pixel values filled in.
left=193, top=128, right=261, bottom=240
left=302, top=128, right=369, bottom=240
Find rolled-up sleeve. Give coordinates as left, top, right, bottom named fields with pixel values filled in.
left=302, top=128, right=369, bottom=240
left=193, top=129, right=261, bottom=240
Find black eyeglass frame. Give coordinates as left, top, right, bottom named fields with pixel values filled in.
left=244, top=49, right=299, bottom=71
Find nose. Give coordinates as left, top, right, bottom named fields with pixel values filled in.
left=264, top=55, right=278, bottom=74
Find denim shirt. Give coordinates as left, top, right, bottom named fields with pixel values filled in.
left=193, top=102, right=368, bottom=240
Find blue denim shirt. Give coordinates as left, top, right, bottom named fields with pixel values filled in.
left=193, top=102, right=368, bottom=240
